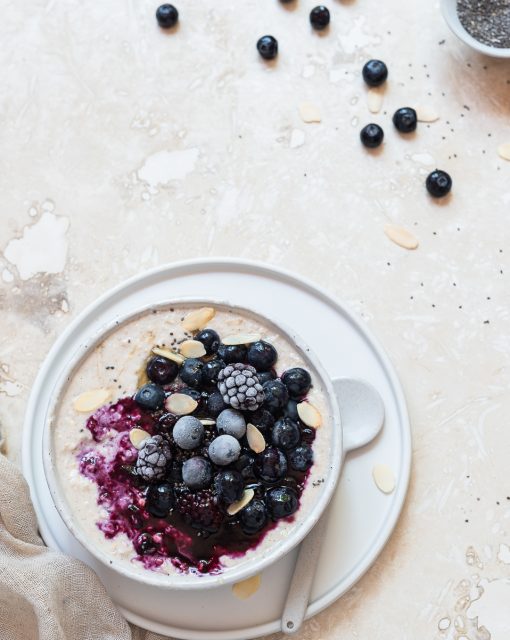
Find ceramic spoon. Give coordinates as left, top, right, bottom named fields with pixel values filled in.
left=281, top=378, right=385, bottom=635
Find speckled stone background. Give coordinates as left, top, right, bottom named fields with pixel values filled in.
left=1, top=0, right=510, bottom=638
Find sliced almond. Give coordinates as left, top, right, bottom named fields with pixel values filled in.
left=222, top=333, right=261, bottom=346
left=247, top=424, right=266, bottom=454
left=165, top=393, right=198, bottom=416
left=372, top=464, right=396, bottom=494
left=200, top=419, right=216, bottom=426
left=152, top=346, right=185, bottom=365
left=73, top=388, right=112, bottom=413
left=297, top=401, right=322, bottom=428
left=384, top=224, right=419, bottom=250
left=367, top=88, right=383, bottom=114
left=232, top=574, right=261, bottom=600
left=299, top=102, right=321, bottom=124
left=180, top=339, right=206, bottom=358
left=227, top=488, right=255, bottom=516
left=182, top=307, right=216, bottom=332
left=416, top=105, right=440, bottom=123
left=497, top=143, right=510, bottom=161
left=129, top=428, right=151, bottom=449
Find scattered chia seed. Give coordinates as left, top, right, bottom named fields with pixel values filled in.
left=457, top=0, right=510, bottom=48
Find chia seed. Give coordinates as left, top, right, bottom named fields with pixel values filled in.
left=457, top=0, right=510, bottom=48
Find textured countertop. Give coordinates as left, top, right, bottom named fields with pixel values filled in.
left=1, top=1, right=510, bottom=638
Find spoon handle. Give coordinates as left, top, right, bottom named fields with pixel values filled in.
left=281, top=514, right=329, bottom=634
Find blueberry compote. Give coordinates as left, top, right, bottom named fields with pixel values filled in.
left=77, top=333, right=318, bottom=576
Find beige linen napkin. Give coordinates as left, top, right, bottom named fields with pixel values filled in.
left=0, top=453, right=168, bottom=640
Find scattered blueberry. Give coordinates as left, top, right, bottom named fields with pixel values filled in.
left=254, top=447, right=287, bottom=482
left=173, top=416, right=204, bottom=450
left=362, top=59, right=388, bottom=87
left=392, top=107, right=417, bottom=133
left=216, top=408, right=247, bottom=439
left=266, top=486, right=299, bottom=519
left=214, top=470, right=244, bottom=505
left=234, top=452, right=257, bottom=481
left=134, top=383, right=166, bottom=410
left=217, top=343, right=247, bottom=364
left=134, top=532, right=156, bottom=555
left=208, top=434, right=241, bottom=466
left=195, top=328, right=220, bottom=355
left=289, top=445, right=314, bottom=471
left=146, top=355, right=179, bottom=385
left=263, top=379, right=289, bottom=414
left=272, top=417, right=301, bottom=450
left=283, top=399, right=299, bottom=421
left=257, top=35, right=278, bottom=60
left=156, top=4, right=179, bottom=29
left=202, top=359, right=226, bottom=386
left=182, top=457, right=213, bottom=490
left=240, top=499, right=268, bottom=534
left=146, top=482, right=174, bottom=518
left=247, top=340, right=278, bottom=371
left=207, top=390, right=227, bottom=416
left=360, top=123, right=384, bottom=149
left=281, top=368, right=311, bottom=399
left=310, top=5, right=330, bottom=30
left=179, top=358, right=204, bottom=388
left=249, top=408, right=275, bottom=432
left=426, top=169, right=452, bottom=198
left=256, top=370, right=277, bottom=385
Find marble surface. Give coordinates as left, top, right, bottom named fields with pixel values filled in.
left=1, top=0, right=510, bottom=638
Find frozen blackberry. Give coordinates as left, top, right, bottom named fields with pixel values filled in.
left=136, top=435, right=172, bottom=482
left=217, top=363, right=264, bottom=411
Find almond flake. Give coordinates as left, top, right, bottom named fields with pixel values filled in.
left=232, top=574, right=261, bottom=600
left=297, top=401, right=322, bottom=428
left=73, top=388, right=111, bottom=413
left=367, top=88, right=383, bottom=114
left=372, top=464, right=396, bottom=494
left=247, top=424, right=266, bottom=454
left=416, top=105, right=439, bottom=123
left=384, top=224, right=419, bottom=250
left=200, top=419, right=216, bottom=426
left=129, top=428, right=151, bottom=449
left=165, top=393, right=198, bottom=416
left=180, top=339, right=206, bottom=358
left=222, top=334, right=261, bottom=346
left=152, top=347, right=185, bottom=365
left=299, top=102, right=321, bottom=123
left=498, top=143, right=510, bottom=161
left=181, top=307, right=216, bottom=332
left=227, top=488, right=254, bottom=516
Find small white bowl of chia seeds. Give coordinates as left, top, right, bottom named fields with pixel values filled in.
left=441, top=0, right=510, bottom=58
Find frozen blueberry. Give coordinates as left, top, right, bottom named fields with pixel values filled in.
left=214, top=470, right=244, bottom=504
left=272, top=417, right=301, bottom=450
left=254, top=447, right=287, bottom=483
left=208, top=434, right=241, bottom=466
left=240, top=499, right=268, bottom=534
left=289, top=445, right=314, bottom=471
left=202, top=359, right=226, bottom=386
left=179, top=358, right=204, bottom=388
left=156, top=4, right=178, bottom=29
left=247, top=341, right=278, bottom=371
left=216, top=408, right=246, bottom=439
left=249, top=408, right=275, bottom=432
left=146, top=355, right=179, bottom=385
left=362, top=59, right=388, bottom=87
left=263, top=379, right=289, bottom=414
left=257, top=35, right=278, bottom=60
left=392, top=107, right=417, bottom=133
left=281, top=368, right=311, bottom=399
left=173, top=416, right=204, bottom=450
left=134, top=383, right=166, bottom=410
left=360, top=123, right=384, bottom=149
left=256, top=370, right=276, bottom=385
left=426, top=169, right=452, bottom=198
left=195, top=328, right=220, bottom=355
left=310, top=5, right=330, bottom=30
left=146, top=482, right=174, bottom=518
left=217, top=343, right=247, bottom=364
left=207, top=390, right=227, bottom=416
left=266, top=486, right=299, bottom=519
left=283, top=399, right=299, bottom=421
left=182, top=457, right=213, bottom=490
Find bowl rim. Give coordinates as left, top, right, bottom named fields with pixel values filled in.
left=42, top=297, right=343, bottom=590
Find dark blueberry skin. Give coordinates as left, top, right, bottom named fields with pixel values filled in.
left=146, top=482, right=175, bottom=518
left=426, top=170, right=452, bottom=198
left=393, top=107, right=417, bottom=133
left=207, top=390, right=227, bottom=416
left=310, top=5, right=330, bottom=30
left=214, top=470, right=244, bottom=505
left=179, top=358, right=204, bottom=388
left=249, top=408, right=275, bottom=432
left=134, top=383, right=166, bottom=410
left=256, top=370, right=277, bottom=385
left=180, top=387, right=202, bottom=405
left=283, top=400, right=299, bottom=421
left=234, top=452, right=257, bottom=481
left=247, top=340, right=278, bottom=371
left=156, top=4, right=178, bottom=29
left=263, top=379, right=289, bottom=415
left=257, top=35, right=278, bottom=60
left=360, top=123, right=384, bottom=149
left=289, top=445, right=314, bottom=472
left=167, top=460, right=183, bottom=483
left=195, top=328, right=220, bottom=355
left=217, top=343, right=247, bottom=364
left=146, top=355, right=179, bottom=385
left=254, top=447, right=287, bottom=483
left=300, top=426, right=316, bottom=444
left=134, top=532, right=156, bottom=555
left=202, top=359, right=226, bottom=386
left=157, top=412, right=178, bottom=434
left=281, top=368, right=311, bottom=399
left=240, top=499, right=268, bottom=534
left=362, top=59, right=388, bottom=87
left=272, top=418, right=301, bottom=450
left=266, top=486, right=299, bottom=520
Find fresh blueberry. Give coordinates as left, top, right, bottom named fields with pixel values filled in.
left=202, top=359, right=226, bottom=386
left=207, top=390, right=227, bottom=416
left=214, top=470, right=244, bottom=504
left=182, top=457, right=213, bottom=490
left=360, top=123, right=384, bottom=149
left=281, top=368, right=311, bottom=399
left=156, top=4, right=178, bottom=29
left=180, top=387, right=202, bottom=406
left=146, top=482, right=174, bottom=518
left=283, top=400, right=299, bottom=421
left=247, top=340, right=278, bottom=371
left=217, top=343, right=247, bottom=364
left=248, top=408, right=275, bottom=432
left=216, top=408, right=246, bottom=439
left=266, top=486, right=299, bottom=519
left=240, top=499, right=268, bottom=534
left=263, top=379, right=289, bottom=414
left=195, top=328, right=220, bottom=355
left=173, top=416, right=204, bottom=450
left=392, top=107, right=417, bottom=133
left=310, top=5, right=330, bottom=30
left=300, top=426, right=316, bottom=444
left=426, top=169, right=452, bottom=198
left=362, top=59, right=388, bottom=87
left=179, top=358, right=204, bottom=388
left=256, top=370, right=276, bottom=385
left=257, top=35, right=278, bottom=60
left=208, top=434, right=241, bottom=466
left=272, top=417, right=301, bottom=450
left=134, top=383, right=166, bottom=410
left=134, top=532, right=156, bottom=555
left=146, top=355, right=179, bottom=385
left=254, top=447, right=287, bottom=483
left=234, top=452, right=257, bottom=481
left=289, top=445, right=314, bottom=471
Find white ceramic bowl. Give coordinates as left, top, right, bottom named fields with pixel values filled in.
left=43, top=299, right=342, bottom=591
left=441, top=0, right=510, bottom=58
